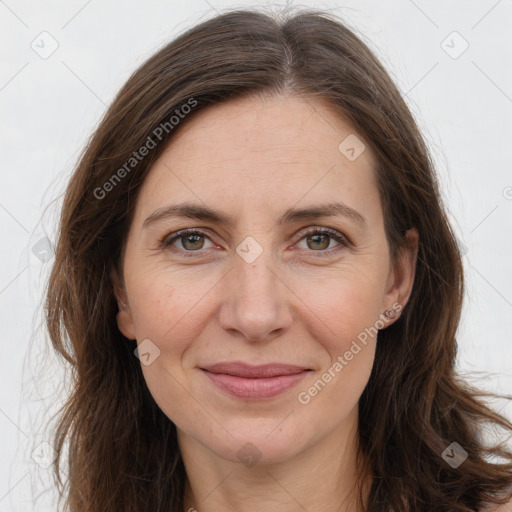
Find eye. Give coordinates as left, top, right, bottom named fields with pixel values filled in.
left=161, top=229, right=215, bottom=256
left=159, top=227, right=349, bottom=258
left=294, top=227, right=349, bottom=257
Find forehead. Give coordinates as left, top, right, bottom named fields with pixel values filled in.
left=163, top=93, right=375, bottom=166
left=134, top=93, right=381, bottom=226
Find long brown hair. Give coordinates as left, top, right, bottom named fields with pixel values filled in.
left=45, top=7, right=512, bottom=511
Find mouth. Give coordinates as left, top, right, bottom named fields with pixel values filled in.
left=199, top=362, right=311, bottom=400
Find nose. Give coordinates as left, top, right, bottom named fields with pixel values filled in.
left=218, top=252, right=293, bottom=343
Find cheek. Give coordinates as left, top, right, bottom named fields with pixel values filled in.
left=125, top=267, right=222, bottom=386
left=298, top=265, right=387, bottom=352
left=126, top=265, right=207, bottom=343
left=125, top=270, right=212, bottom=426
left=291, top=269, right=384, bottom=408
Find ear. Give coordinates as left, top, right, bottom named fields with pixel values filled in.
left=110, top=267, right=136, bottom=340
left=382, top=228, right=418, bottom=322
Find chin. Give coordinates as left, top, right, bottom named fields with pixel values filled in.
left=190, top=416, right=315, bottom=467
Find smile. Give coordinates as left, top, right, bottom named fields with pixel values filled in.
left=200, top=362, right=311, bottom=400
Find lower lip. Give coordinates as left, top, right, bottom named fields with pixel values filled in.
left=201, top=369, right=309, bottom=399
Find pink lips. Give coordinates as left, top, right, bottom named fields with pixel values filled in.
left=200, top=362, right=310, bottom=400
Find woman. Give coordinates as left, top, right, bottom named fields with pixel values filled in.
left=45, top=7, right=512, bottom=512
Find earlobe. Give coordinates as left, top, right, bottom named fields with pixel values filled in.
left=116, top=309, right=137, bottom=340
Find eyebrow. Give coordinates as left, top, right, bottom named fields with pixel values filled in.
left=143, top=201, right=367, bottom=229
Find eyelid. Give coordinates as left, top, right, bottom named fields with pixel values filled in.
left=293, top=225, right=351, bottom=246
left=160, top=228, right=217, bottom=253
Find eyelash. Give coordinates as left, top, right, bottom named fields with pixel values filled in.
left=159, top=227, right=350, bottom=259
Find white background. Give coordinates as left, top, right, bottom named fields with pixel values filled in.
left=1, top=0, right=511, bottom=510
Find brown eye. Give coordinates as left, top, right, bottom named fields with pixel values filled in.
left=306, top=233, right=331, bottom=250
left=161, top=229, right=214, bottom=254
left=295, top=228, right=349, bottom=257
left=180, top=233, right=205, bottom=250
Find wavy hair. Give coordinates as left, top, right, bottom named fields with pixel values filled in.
left=45, top=7, right=512, bottom=511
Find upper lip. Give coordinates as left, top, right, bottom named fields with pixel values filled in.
left=200, top=362, right=310, bottom=378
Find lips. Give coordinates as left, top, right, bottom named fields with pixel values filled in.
left=200, top=362, right=311, bottom=399
left=202, top=362, right=309, bottom=378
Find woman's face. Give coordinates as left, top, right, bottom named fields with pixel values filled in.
left=115, top=94, right=416, bottom=465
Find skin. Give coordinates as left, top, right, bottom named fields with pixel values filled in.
left=113, top=93, right=418, bottom=512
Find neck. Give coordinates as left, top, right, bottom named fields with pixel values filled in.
left=179, top=409, right=372, bottom=512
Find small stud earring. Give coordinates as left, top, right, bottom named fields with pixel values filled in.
left=384, top=309, right=396, bottom=319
